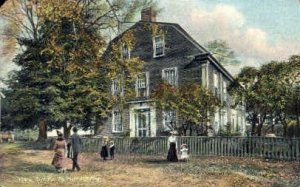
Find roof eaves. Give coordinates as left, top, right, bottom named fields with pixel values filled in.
left=206, top=54, right=235, bottom=82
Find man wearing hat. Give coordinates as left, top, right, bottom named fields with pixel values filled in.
left=70, top=127, right=82, bottom=171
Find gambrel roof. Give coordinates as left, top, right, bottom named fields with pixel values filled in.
left=107, top=20, right=235, bottom=83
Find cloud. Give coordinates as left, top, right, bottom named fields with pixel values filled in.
left=158, top=2, right=300, bottom=75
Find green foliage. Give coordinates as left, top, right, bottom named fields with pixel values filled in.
left=205, top=40, right=241, bottom=65
left=152, top=82, right=221, bottom=129
left=14, top=129, right=39, bottom=141
left=229, top=55, right=300, bottom=136
left=3, top=0, right=156, bottom=138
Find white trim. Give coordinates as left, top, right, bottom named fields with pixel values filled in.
left=153, top=35, right=165, bottom=58
left=207, top=56, right=234, bottom=82
left=121, top=43, right=131, bottom=59
left=112, top=110, right=123, bottom=133
left=129, top=103, right=156, bottom=137
left=135, top=72, right=149, bottom=97
left=162, top=67, right=178, bottom=87
left=206, top=63, right=209, bottom=89
left=111, top=79, right=124, bottom=96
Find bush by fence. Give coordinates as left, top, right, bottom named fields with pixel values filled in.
left=80, top=136, right=300, bottom=160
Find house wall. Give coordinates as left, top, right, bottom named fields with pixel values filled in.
left=100, top=22, right=246, bottom=137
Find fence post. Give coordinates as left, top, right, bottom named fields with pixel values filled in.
left=296, top=139, right=300, bottom=161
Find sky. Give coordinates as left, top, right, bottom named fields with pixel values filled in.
left=1, top=0, right=300, bottom=87
left=157, top=0, right=300, bottom=74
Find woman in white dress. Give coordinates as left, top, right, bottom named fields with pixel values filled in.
left=167, top=131, right=178, bottom=162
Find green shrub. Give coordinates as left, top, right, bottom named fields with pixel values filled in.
left=14, top=129, right=38, bottom=141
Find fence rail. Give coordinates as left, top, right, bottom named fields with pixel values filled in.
left=80, top=136, right=300, bottom=160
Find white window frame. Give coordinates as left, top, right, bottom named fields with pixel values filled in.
left=111, top=79, right=123, bottom=96
left=162, top=67, right=178, bottom=87
left=112, top=110, right=123, bottom=133
left=135, top=72, right=149, bottom=97
left=162, top=110, right=177, bottom=131
left=121, top=43, right=130, bottom=59
left=153, top=35, right=165, bottom=58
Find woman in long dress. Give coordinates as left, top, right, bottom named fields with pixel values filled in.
left=52, top=131, right=67, bottom=172
left=100, top=136, right=109, bottom=160
left=167, top=131, right=178, bottom=162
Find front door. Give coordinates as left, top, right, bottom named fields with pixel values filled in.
left=135, top=108, right=151, bottom=137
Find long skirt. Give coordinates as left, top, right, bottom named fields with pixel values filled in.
left=100, top=145, right=108, bottom=159
left=52, top=149, right=65, bottom=169
left=167, top=143, right=178, bottom=162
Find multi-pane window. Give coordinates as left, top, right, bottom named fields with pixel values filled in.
left=122, top=44, right=130, bottom=59
left=153, top=35, right=165, bottom=57
left=138, top=113, right=147, bottom=137
left=163, top=110, right=176, bottom=130
left=112, top=111, right=122, bottom=133
left=136, top=72, right=148, bottom=97
left=111, top=79, right=122, bottom=95
left=135, top=109, right=151, bottom=137
left=162, top=67, right=177, bottom=86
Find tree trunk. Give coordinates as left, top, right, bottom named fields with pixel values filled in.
left=251, top=121, right=256, bottom=136
left=279, top=115, right=288, bottom=137
left=94, top=122, right=100, bottom=136
left=181, top=123, right=188, bottom=136
left=63, top=122, right=73, bottom=139
left=296, top=105, right=300, bottom=137
left=256, top=114, right=266, bottom=136
left=257, top=122, right=263, bottom=136
left=282, top=121, right=288, bottom=137
left=94, top=118, right=104, bottom=135
left=189, top=124, right=193, bottom=136
left=297, top=116, right=300, bottom=137
left=37, top=119, right=47, bottom=142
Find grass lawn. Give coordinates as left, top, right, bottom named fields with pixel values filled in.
left=0, top=142, right=300, bottom=187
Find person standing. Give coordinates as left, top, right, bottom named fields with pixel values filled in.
left=109, top=140, right=115, bottom=160
left=167, top=131, right=178, bottom=162
left=52, top=131, right=67, bottom=173
left=100, top=136, right=109, bottom=160
left=71, top=127, right=82, bottom=171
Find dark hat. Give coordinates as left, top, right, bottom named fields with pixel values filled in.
left=57, top=130, right=63, bottom=137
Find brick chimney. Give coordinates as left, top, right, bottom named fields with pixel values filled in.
left=141, top=7, right=156, bottom=22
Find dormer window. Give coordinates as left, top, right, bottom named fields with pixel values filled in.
left=153, top=35, right=165, bottom=57
left=122, top=44, right=130, bottom=59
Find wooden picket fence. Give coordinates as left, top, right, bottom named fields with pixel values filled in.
left=81, top=136, right=300, bottom=160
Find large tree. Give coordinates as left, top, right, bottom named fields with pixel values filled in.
left=229, top=56, right=300, bottom=136
left=205, top=40, right=241, bottom=65
left=2, top=0, right=156, bottom=141
left=152, top=83, right=221, bottom=136
left=228, top=66, right=268, bottom=136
